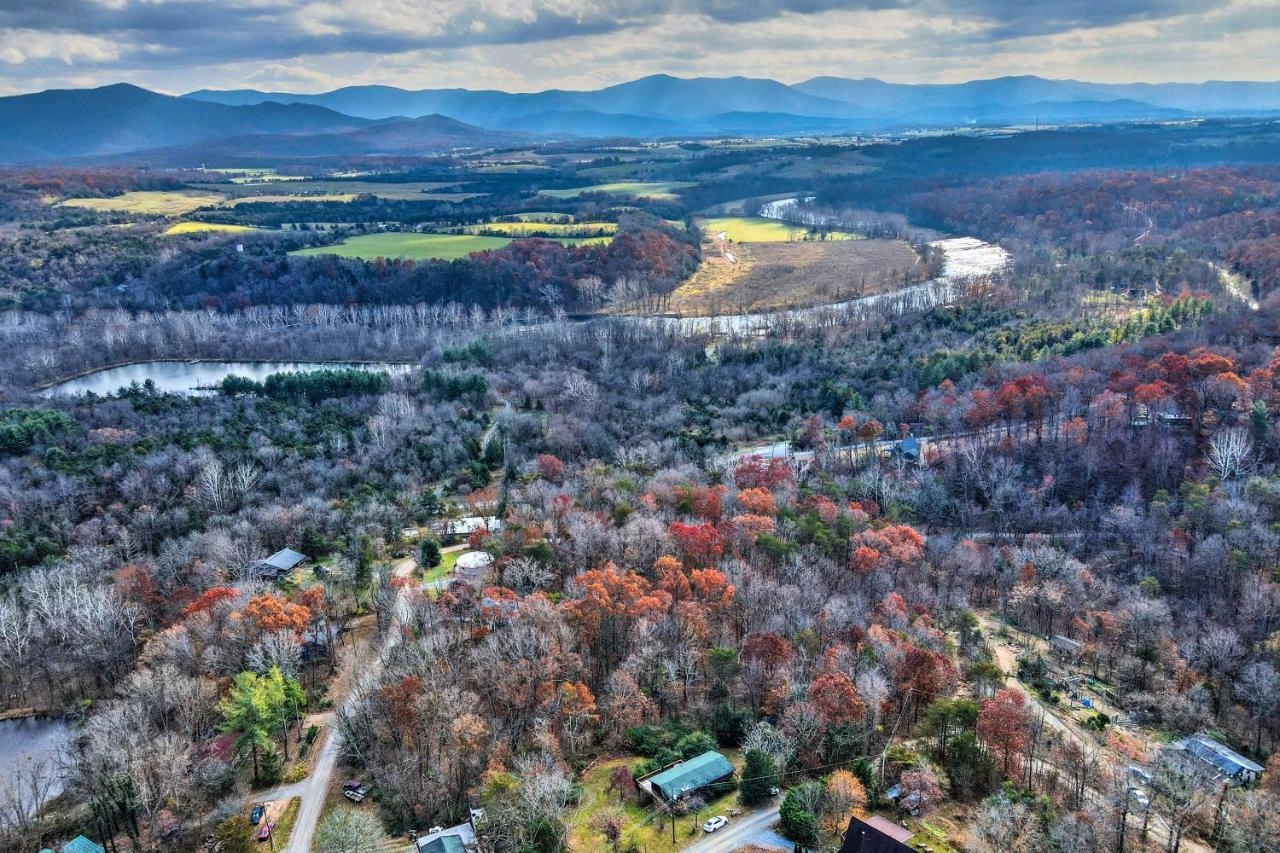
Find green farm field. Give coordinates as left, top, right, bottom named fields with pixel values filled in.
left=292, top=231, right=611, bottom=261
left=698, top=215, right=858, bottom=242
left=539, top=181, right=696, bottom=200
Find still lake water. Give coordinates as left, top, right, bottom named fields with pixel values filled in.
left=0, top=716, right=71, bottom=800
left=43, top=360, right=412, bottom=397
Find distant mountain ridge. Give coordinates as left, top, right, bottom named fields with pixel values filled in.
left=181, top=73, right=1280, bottom=140
left=0, top=84, right=526, bottom=163
left=3, top=74, right=1280, bottom=163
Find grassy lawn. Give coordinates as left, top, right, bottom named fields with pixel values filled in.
left=60, top=190, right=225, bottom=216
left=698, top=215, right=858, bottom=243
left=424, top=549, right=462, bottom=584
left=568, top=753, right=744, bottom=853
left=291, top=232, right=610, bottom=261
left=904, top=811, right=967, bottom=852
left=163, top=221, right=258, bottom=236
left=539, top=181, right=696, bottom=201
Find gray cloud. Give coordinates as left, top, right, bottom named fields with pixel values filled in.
left=0, top=0, right=1274, bottom=93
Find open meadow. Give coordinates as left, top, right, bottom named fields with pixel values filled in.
left=670, top=238, right=923, bottom=315
left=59, top=190, right=225, bottom=216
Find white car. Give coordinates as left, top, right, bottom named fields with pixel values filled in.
left=703, top=816, right=728, bottom=833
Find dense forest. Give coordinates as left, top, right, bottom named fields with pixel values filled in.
left=2, top=123, right=1280, bottom=853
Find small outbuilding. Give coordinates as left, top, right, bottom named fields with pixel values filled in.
left=1050, top=634, right=1084, bottom=660
left=454, top=550, right=496, bottom=582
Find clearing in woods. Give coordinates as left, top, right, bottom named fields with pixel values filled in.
left=59, top=190, right=226, bottom=216
left=670, top=238, right=925, bottom=316
left=539, top=181, right=696, bottom=200
left=291, top=231, right=611, bottom=261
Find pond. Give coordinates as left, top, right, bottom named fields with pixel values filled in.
left=0, top=716, right=71, bottom=801
left=42, top=360, right=413, bottom=397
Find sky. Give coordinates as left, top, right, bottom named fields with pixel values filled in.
left=0, top=0, right=1278, bottom=96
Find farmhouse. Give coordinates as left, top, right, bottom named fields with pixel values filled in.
left=1171, top=734, right=1264, bottom=786
left=641, top=750, right=735, bottom=802
left=840, top=815, right=914, bottom=853
left=249, top=547, right=307, bottom=580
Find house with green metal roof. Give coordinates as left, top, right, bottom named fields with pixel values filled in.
left=645, top=750, right=736, bottom=802
left=39, top=836, right=106, bottom=853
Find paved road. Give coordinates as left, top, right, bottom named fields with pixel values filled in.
left=681, top=806, right=790, bottom=852
left=279, top=558, right=422, bottom=852
left=281, top=715, right=341, bottom=853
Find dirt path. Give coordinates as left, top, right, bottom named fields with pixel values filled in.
left=976, top=614, right=1211, bottom=853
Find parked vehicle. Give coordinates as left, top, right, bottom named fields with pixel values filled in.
left=342, top=780, right=365, bottom=792
left=249, top=804, right=264, bottom=825
left=257, top=822, right=274, bottom=842
left=344, top=784, right=371, bottom=803
left=703, top=816, right=728, bottom=833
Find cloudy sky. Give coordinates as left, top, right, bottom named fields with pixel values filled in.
left=1, top=0, right=1277, bottom=96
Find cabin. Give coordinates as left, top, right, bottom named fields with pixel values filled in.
left=249, top=547, right=307, bottom=580
left=639, top=750, right=736, bottom=803
left=840, top=815, right=914, bottom=853
left=1171, top=734, right=1264, bottom=786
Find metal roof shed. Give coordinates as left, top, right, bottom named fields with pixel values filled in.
left=648, top=750, right=735, bottom=801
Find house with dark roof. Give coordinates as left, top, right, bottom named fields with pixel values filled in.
left=840, top=815, right=914, bottom=853
left=1172, top=734, right=1264, bottom=786
left=249, top=547, right=307, bottom=580
left=640, top=750, right=736, bottom=802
